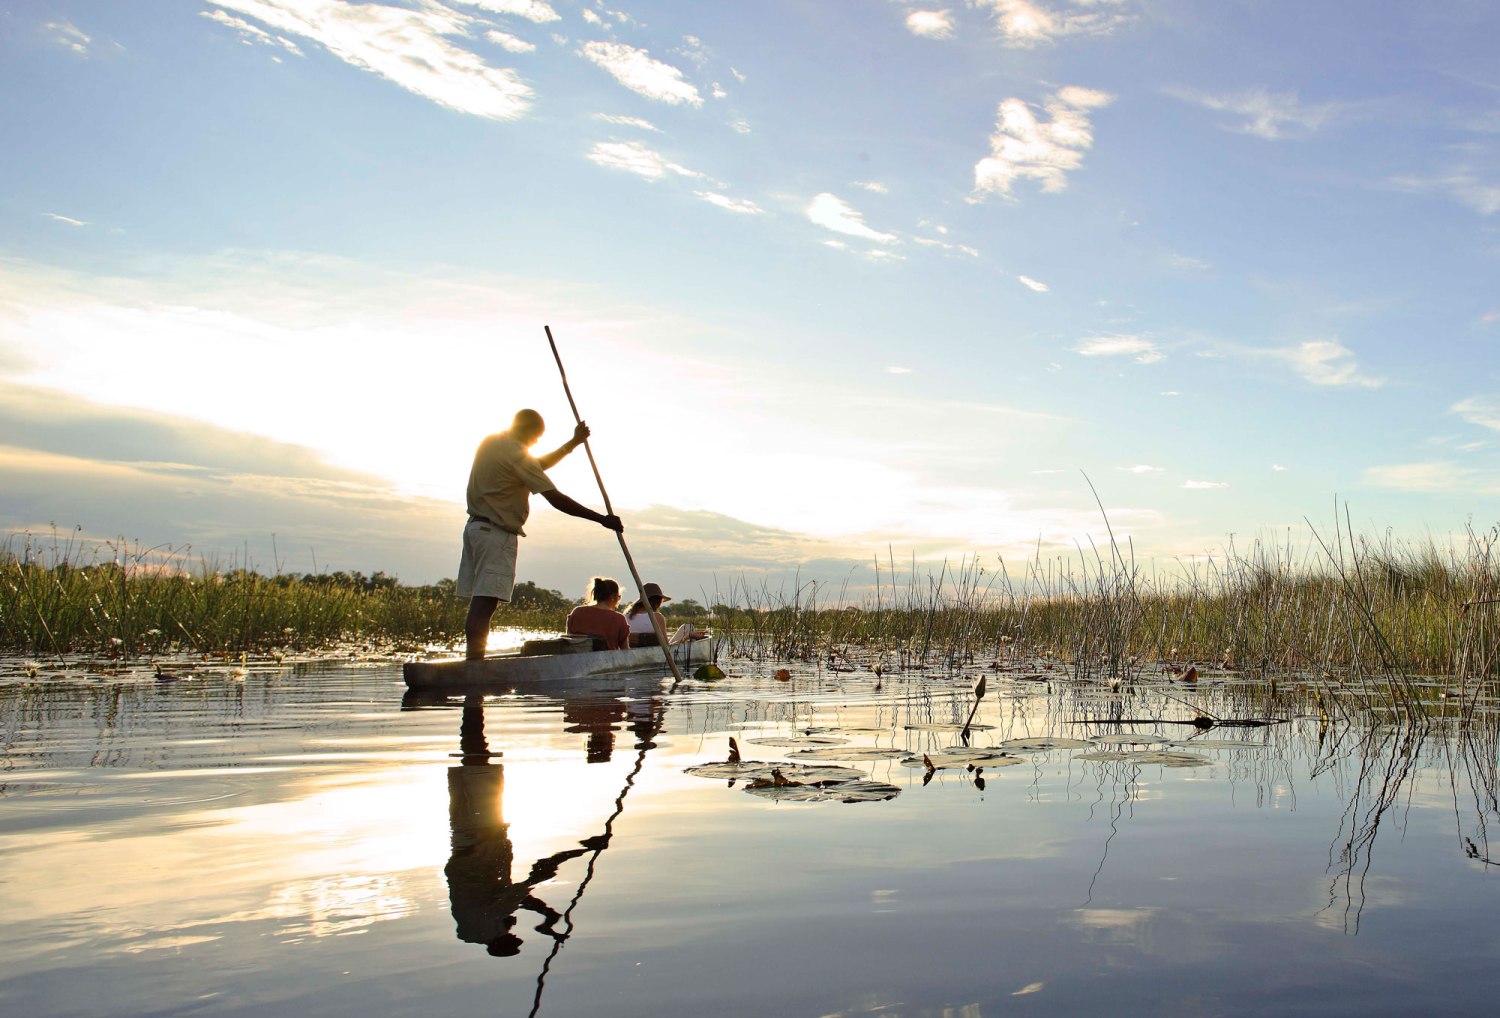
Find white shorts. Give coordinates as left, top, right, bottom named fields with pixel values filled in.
left=456, top=521, right=518, bottom=600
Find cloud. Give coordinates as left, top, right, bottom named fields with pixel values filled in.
left=587, top=140, right=701, bottom=180
left=973, top=86, right=1114, bottom=198
left=852, top=181, right=888, bottom=194
left=806, top=193, right=898, bottom=243
left=694, top=191, right=763, bottom=214
left=1075, top=335, right=1163, bottom=364
left=594, top=113, right=659, bottom=131
left=580, top=41, right=703, bottom=106
left=453, top=0, right=560, bottom=22
left=201, top=9, right=303, bottom=55
left=1363, top=462, right=1479, bottom=493
left=42, top=213, right=88, bottom=227
left=484, top=29, right=536, bottom=53
left=209, top=0, right=533, bottom=120
left=973, top=0, right=1131, bottom=47
left=1272, top=340, right=1383, bottom=388
left=1167, top=87, right=1339, bottom=140
left=1452, top=397, right=1500, bottom=432
left=1017, top=275, right=1049, bottom=292
left=1120, top=465, right=1163, bottom=474
left=886, top=366, right=913, bottom=375
left=1182, top=480, right=1228, bottom=489
left=1388, top=169, right=1500, bottom=216
left=46, top=20, right=90, bottom=55
left=905, top=10, right=955, bottom=39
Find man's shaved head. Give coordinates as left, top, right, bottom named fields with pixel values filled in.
left=511, top=409, right=545, bottom=444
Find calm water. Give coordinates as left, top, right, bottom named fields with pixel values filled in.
left=2, top=649, right=1499, bottom=1017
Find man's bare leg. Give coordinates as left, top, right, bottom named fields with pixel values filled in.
left=466, top=596, right=501, bottom=660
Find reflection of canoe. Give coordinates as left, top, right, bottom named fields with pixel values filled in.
left=403, top=637, right=717, bottom=691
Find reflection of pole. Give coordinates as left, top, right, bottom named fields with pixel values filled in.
left=528, top=699, right=665, bottom=1018
left=544, top=325, right=685, bottom=684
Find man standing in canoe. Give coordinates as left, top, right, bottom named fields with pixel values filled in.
left=460, top=409, right=622, bottom=660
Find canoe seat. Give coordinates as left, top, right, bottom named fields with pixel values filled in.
left=519, top=635, right=596, bottom=656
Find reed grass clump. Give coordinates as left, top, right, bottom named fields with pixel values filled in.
left=0, top=533, right=564, bottom=657
left=708, top=525, right=1500, bottom=697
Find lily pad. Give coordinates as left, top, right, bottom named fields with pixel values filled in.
left=684, top=760, right=864, bottom=782
left=1091, top=733, right=1169, bottom=745
left=1075, top=750, right=1134, bottom=762
left=1165, top=739, right=1267, bottom=750
left=746, top=735, right=847, bottom=747
left=693, top=663, right=726, bottom=681
left=786, top=746, right=908, bottom=761
left=997, top=737, right=1093, bottom=751
left=899, top=749, right=1021, bottom=769
left=745, top=778, right=902, bottom=803
left=1129, top=751, right=1212, bottom=768
left=904, top=722, right=995, bottom=732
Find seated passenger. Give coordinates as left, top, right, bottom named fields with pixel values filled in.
left=565, top=577, right=629, bottom=651
left=625, top=582, right=708, bottom=647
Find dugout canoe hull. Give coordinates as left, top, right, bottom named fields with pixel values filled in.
left=402, top=639, right=716, bottom=691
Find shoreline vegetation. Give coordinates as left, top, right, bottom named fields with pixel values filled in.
left=4, top=524, right=1497, bottom=705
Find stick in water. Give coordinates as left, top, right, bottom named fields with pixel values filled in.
left=961, top=674, right=987, bottom=742
left=544, top=325, right=687, bottom=685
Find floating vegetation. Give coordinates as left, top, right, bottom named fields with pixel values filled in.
left=693, top=664, right=726, bottom=681
left=745, top=735, right=846, bottom=747
left=1091, top=733, right=1170, bottom=746
left=998, top=737, right=1092, bottom=751
left=744, top=774, right=901, bottom=804
left=683, top=760, right=865, bottom=783
left=899, top=749, right=1021, bottom=769
left=906, top=722, right=995, bottom=732
left=785, top=746, right=908, bottom=761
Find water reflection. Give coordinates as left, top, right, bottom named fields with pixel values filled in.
left=446, top=699, right=585, bottom=957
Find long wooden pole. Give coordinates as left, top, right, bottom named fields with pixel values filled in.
left=544, top=325, right=687, bottom=684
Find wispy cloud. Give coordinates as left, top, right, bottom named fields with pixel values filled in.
left=1452, top=396, right=1500, bottom=431
left=1364, top=462, right=1483, bottom=493
left=852, top=181, right=888, bottom=194
left=587, top=140, right=700, bottom=180
left=905, top=10, right=955, bottom=39
left=886, top=366, right=913, bottom=374
left=1119, top=464, right=1163, bottom=473
left=1075, top=335, right=1163, bottom=364
left=42, top=213, right=88, bottom=227
left=580, top=41, right=702, bottom=106
left=973, top=86, right=1114, bottom=198
left=1017, top=275, right=1049, bottom=292
left=455, top=0, right=560, bottom=23
left=202, top=10, right=303, bottom=55
left=46, top=20, right=91, bottom=55
left=1167, top=87, right=1339, bottom=140
left=1388, top=169, right=1500, bottom=216
left=1182, top=480, right=1228, bottom=489
left=594, top=113, right=660, bottom=131
left=485, top=29, right=536, bottom=54
left=1271, top=339, right=1383, bottom=388
left=209, top=0, right=533, bottom=120
left=694, top=191, right=763, bottom=214
left=973, top=0, right=1131, bottom=48
left=806, top=193, right=898, bottom=243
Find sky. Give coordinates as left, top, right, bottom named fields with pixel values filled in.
left=2, top=0, right=1498, bottom=602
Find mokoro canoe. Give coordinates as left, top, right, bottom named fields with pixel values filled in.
left=402, top=635, right=717, bottom=691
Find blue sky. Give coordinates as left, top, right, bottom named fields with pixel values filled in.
left=2, top=0, right=1497, bottom=599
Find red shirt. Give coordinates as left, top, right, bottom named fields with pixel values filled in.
left=566, top=605, right=629, bottom=650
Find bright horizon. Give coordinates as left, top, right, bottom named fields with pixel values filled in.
left=2, top=1, right=1497, bottom=601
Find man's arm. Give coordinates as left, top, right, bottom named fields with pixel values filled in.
left=542, top=489, right=623, bottom=532
left=536, top=421, right=590, bottom=470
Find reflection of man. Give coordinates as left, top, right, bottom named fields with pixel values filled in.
left=445, top=699, right=604, bottom=957
left=460, top=409, right=623, bottom=660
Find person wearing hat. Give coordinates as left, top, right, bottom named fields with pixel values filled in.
left=625, top=582, right=706, bottom=647
left=459, top=409, right=623, bottom=660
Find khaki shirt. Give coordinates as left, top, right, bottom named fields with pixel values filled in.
left=465, top=432, right=555, bottom=535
